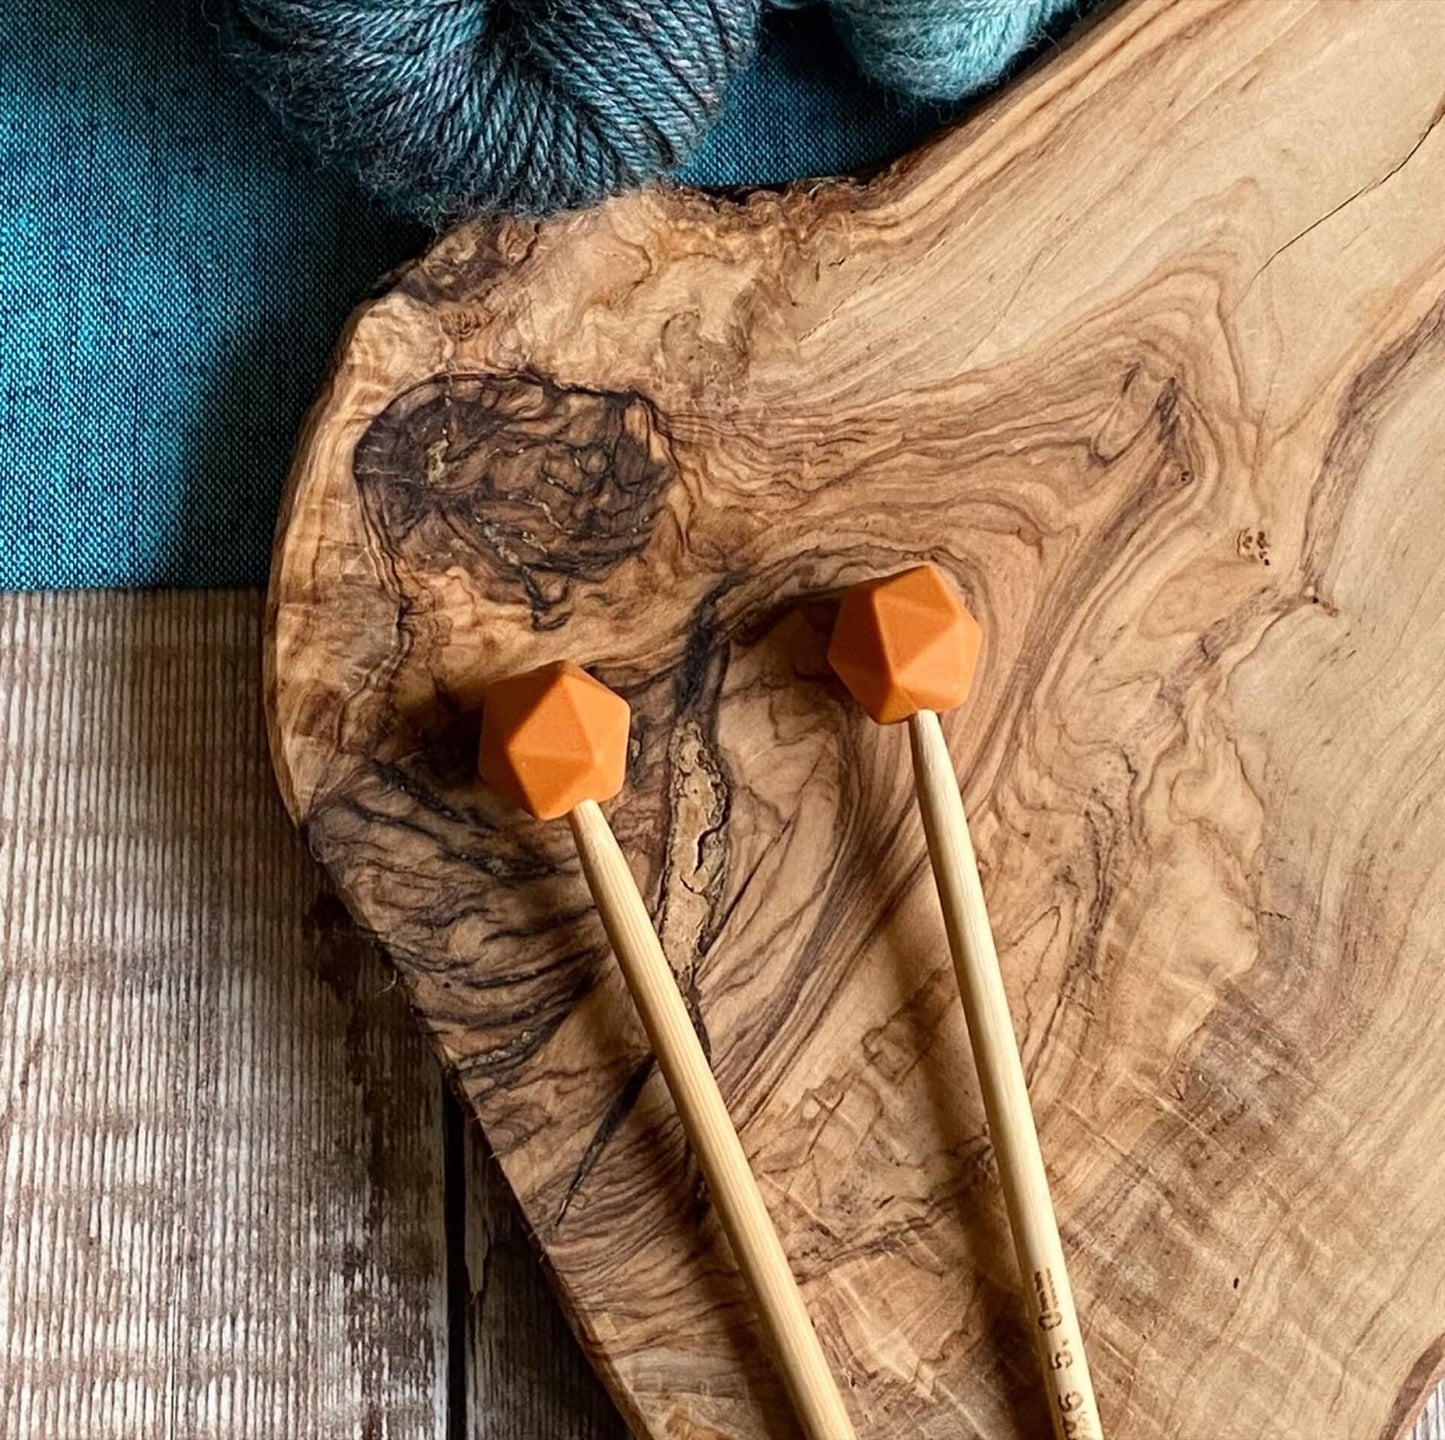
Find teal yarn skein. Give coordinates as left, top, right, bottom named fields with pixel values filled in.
left=831, top=0, right=1077, bottom=101
left=220, top=0, right=762, bottom=221
left=219, top=0, right=1077, bottom=223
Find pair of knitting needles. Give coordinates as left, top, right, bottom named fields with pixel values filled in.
left=477, top=564, right=1099, bottom=1440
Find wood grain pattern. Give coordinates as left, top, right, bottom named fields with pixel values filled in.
left=0, top=590, right=447, bottom=1439
left=2, top=589, right=1441, bottom=1440
left=268, top=1, right=1445, bottom=1435
left=0, top=590, right=619, bottom=1440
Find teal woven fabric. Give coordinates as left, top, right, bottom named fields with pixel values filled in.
left=0, top=3, right=1032, bottom=590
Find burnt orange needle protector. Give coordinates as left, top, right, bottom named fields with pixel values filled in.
left=478, top=661, right=856, bottom=1440
left=828, top=565, right=1103, bottom=1440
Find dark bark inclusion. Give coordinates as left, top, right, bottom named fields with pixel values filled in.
left=353, top=370, right=676, bottom=627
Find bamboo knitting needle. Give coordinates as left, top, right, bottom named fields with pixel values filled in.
left=828, top=565, right=1102, bottom=1440
left=478, top=661, right=856, bottom=1440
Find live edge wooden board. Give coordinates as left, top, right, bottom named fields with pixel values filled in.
left=267, top=2, right=1445, bottom=1435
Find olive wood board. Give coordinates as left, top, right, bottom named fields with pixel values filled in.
left=267, top=1, right=1445, bottom=1434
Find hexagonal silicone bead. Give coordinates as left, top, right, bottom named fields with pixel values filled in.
left=478, top=662, right=631, bottom=820
left=827, top=564, right=983, bottom=724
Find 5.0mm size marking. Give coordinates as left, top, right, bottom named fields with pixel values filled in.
left=1033, top=1267, right=1102, bottom=1440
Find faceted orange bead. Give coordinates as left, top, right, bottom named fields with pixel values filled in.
left=477, top=662, right=630, bottom=820
left=827, top=564, right=983, bottom=724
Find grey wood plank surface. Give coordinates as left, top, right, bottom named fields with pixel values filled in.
left=1420, top=1390, right=1444, bottom=1440
left=0, top=590, right=448, bottom=1440
left=465, top=1126, right=626, bottom=1440
left=0, top=587, right=1438, bottom=1440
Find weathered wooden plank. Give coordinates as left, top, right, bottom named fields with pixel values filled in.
left=465, top=1123, right=626, bottom=1440
left=0, top=590, right=448, bottom=1440
left=1419, top=1390, right=1444, bottom=1440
